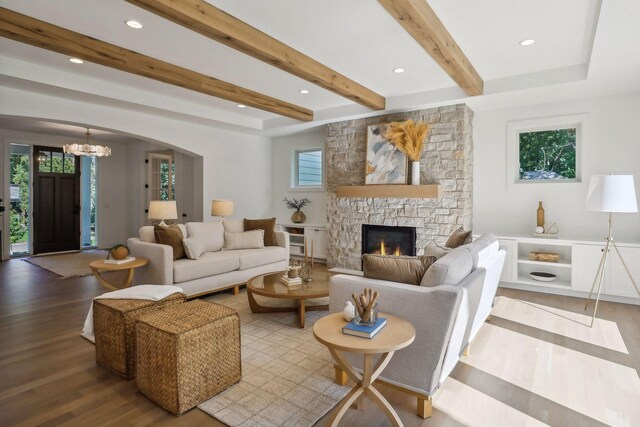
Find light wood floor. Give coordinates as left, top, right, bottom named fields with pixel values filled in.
left=1, top=259, right=638, bottom=426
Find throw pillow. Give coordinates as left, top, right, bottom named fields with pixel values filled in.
left=445, top=227, right=473, bottom=248
left=139, top=226, right=155, bottom=243
left=154, top=224, right=186, bottom=260
left=243, top=218, right=277, bottom=246
left=224, top=230, right=265, bottom=250
left=223, top=219, right=244, bottom=233
left=185, top=221, right=224, bottom=252
left=362, top=254, right=437, bottom=286
left=183, top=237, right=205, bottom=260
left=424, top=240, right=451, bottom=260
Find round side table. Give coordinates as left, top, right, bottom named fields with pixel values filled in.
left=89, top=257, right=148, bottom=291
left=313, top=312, right=415, bottom=427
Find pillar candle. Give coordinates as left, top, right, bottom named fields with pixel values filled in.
left=311, top=240, right=314, bottom=267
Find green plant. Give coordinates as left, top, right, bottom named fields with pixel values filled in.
left=283, top=197, right=311, bottom=211
left=519, top=129, right=576, bottom=179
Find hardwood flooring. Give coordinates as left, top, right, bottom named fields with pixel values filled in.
left=1, top=259, right=638, bottom=426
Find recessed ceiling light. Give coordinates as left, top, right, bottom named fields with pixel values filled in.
left=393, top=68, right=405, bottom=74
left=69, top=58, right=84, bottom=64
left=125, top=20, right=143, bottom=29
left=520, top=39, right=535, bottom=46
left=300, top=89, right=309, bottom=94
left=237, top=104, right=246, bottom=108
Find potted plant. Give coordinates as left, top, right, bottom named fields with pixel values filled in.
left=283, top=197, right=311, bottom=224
left=385, top=120, right=430, bottom=185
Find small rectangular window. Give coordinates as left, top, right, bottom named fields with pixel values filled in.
left=519, top=128, right=576, bottom=180
left=294, top=149, right=323, bottom=188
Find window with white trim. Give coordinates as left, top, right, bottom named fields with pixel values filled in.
left=293, top=149, right=323, bottom=189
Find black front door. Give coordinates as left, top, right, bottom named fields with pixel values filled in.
left=32, top=146, right=81, bottom=254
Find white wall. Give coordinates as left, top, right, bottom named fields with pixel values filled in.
left=0, top=86, right=272, bottom=257
left=271, top=129, right=327, bottom=225
left=473, top=91, right=640, bottom=242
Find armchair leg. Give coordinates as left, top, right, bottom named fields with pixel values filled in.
left=462, top=344, right=470, bottom=356
left=334, top=366, right=348, bottom=385
left=418, top=396, right=432, bottom=418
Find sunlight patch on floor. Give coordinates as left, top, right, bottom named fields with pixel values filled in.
left=491, top=296, right=628, bottom=354
left=463, top=323, right=640, bottom=426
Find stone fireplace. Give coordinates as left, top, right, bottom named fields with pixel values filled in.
left=326, top=104, right=473, bottom=270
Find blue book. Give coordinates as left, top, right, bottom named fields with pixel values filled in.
left=342, top=318, right=387, bottom=339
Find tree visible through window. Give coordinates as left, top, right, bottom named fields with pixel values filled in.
left=295, top=149, right=323, bottom=187
left=519, top=128, right=576, bottom=180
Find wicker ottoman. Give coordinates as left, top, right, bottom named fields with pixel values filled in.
left=135, top=300, right=241, bottom=415
left=93, top=293, right=186, bottom=379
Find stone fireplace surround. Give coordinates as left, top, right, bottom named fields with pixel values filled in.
left=326, top=104, right=473, bottom=270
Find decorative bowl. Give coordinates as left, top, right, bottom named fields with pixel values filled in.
left=529, top=272, right=557, bottom=282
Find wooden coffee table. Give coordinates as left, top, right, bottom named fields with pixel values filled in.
left=246, top=270, right=329, bottom=328
left=89, top=257, right=148, bottom=291
left=313, top=313, right=415, bottom=427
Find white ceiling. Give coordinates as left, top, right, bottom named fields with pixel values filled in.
left=1, top=0, right=637, bottom=136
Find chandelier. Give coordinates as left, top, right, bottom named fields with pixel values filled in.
left=63, top=128, right=111, bottom=157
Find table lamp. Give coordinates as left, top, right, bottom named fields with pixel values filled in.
left=148, top=200, right=178, bottom=226
left=584, top=174, right=640, bottom=326
left=211, top=199, right=234, bottom=220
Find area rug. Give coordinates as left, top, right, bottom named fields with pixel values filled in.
left=24, top=250, right=109, bottom=278
left=199, top=291, right=350, bottom=427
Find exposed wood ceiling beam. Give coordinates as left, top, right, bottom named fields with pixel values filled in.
left=378, top=0, right=483, bottom=96
left=0, top=7, right=313, bottom=121
left=125, top=0, right=386, bottom=111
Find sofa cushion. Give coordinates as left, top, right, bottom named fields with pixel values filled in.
left=140, top=224, right=187, bottom=243
left=420, top=247, right=473, bottom=287
left=243, top=218, right=277, bottom=246
left=223, top=219, right=244, bottom=233
left=424, top=240, right=451, bottom=260
left=445, top=227, right=472, bottom=248
left=183, top=237, right=205, bottom=260
left=154, top=225, right=186, bottom=260
left=224, top=230, right=265, bottom=250
left=173, top=251, right=240, bottom=283
left=363, top=254, right=437, bottom=286
left=233, top=246, right=287, bottom=270
left=186, top=221, right=224, bottom=252
left=462, top=233, right=499, bottom=269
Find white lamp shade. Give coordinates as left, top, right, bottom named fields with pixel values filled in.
left=586, top=175, right=638, bottom=213
left=148, top=200, right=178, bottom=220
left=211, top=199, right=234, bottom=217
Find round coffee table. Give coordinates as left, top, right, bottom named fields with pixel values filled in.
left=313, top=312, right=415, bottom=427
left=246, top=270, right=329, bottom=328
left=89, top=257, right=148, bottom=291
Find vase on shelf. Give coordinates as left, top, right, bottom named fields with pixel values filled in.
left=537, top=201, right=545, bottom=231
left=411, top=161, right=421, bottom=185
left=291, top=210, right=306, bottom=224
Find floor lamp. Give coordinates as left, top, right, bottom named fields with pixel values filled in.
left=584, top=175, right=640, bottom=327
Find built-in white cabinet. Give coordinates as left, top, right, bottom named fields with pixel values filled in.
left=497, top=235, right=640, bottom=304
left=277, top=224, right=327, bottom=262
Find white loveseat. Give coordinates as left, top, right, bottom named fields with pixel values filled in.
left=127, top=220, right=289, bottom=297
left=329, top=234, right=505, bottom=418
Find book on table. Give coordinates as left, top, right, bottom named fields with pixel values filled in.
left=280, top=276, right=302, bottom=286
left=342, top=318, right=387, bottom=339
left=104, top=257, right=136, bottom=265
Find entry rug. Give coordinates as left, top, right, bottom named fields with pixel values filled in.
left=24, top=250, right=109, bottom=279
left=199, top=291, right=350, bottom=426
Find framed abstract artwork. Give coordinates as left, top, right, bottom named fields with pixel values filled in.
left=365, top=123, right=408, bottom=185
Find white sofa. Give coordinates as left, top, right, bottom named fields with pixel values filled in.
left=329, top=234, right=505, bottom=418
left=127, top=220, right=289, bottom=297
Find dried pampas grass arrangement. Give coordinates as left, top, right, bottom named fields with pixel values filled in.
left=384, top=120, right=430, bottom=161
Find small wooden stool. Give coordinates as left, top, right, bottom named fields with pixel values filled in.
left=135, top=300, right=242, bottom=415
left=93, top=292, right=186, bottom=379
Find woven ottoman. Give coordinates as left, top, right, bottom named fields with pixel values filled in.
left=135, top=300, right=241, bottom=415
left=93, top=293, right=186, bottom=379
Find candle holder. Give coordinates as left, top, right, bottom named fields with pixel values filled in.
left=301, top=260, right=313, bottom=282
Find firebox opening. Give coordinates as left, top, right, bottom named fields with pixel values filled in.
left=362, top=224, right=416, bottom=267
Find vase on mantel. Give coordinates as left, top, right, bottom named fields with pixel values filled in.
left=411, top=161, right=421, bottom=185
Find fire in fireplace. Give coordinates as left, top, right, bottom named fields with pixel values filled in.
left=362, top=224, right=416, bottom=259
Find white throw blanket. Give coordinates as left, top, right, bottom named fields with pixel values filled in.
left=81, top=285, right=184, bottom=343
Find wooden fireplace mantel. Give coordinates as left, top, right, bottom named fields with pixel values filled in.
left=336, top=184, right=440, bottom=199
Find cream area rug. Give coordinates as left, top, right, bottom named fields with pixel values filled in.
left=25, top=250, right=109, bottom=278
left=199, top=290, right=350, bottom=427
